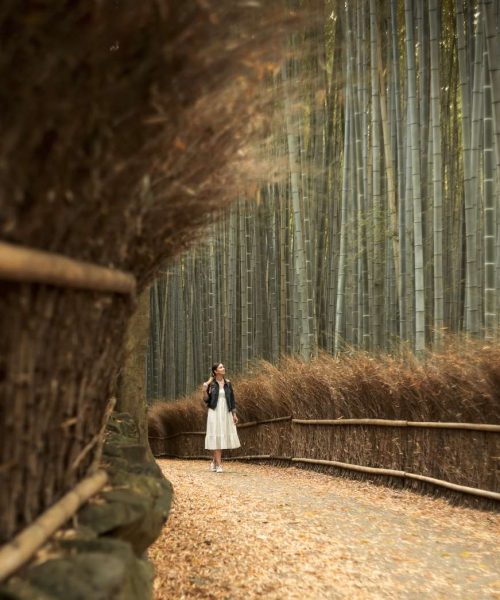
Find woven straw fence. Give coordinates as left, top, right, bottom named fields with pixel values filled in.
left=0, top=1, right=289, bottom=544
left=150, top=417, right=499, bottom=504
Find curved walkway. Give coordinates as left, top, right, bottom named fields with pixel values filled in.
left=151, top=459, right=499, bottom=599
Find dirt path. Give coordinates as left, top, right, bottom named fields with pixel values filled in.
left=151, top=459, right=499, bottom=599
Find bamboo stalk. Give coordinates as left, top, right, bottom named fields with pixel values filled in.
left=150, top=416, right=293, bottom=439
left=224, top=455, right=272, bottom=461
left=292, top=457, right=404, bottom=477
left=151, top=418, right=500, bottom=441
left=292, top=458, right=500, bottom=501
left=156, top=454, right=499, bottom=501
left=256, top=416, right=292, bottom=424
left=405, top=473, right=500, bottom=500
left=292, top=418, right=500, bottom=432
left=236, top=421, right=258, bottom=429
left=292, top=418, right=408, bottom=426
left=156, top=454, right=208, bottom=460
left=0, top=470, right=108, bottom=582
left=159, top=431, right=206, bottom=440
left=237, top=416, right=292, bottom=429
left=0, top=241, right=136, bottom=295
left=406, top=421, right=500, bottom=431
left=156, top=454, right=276, bottom=461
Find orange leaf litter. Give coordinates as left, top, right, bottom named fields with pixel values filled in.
left=151, top=459, right=499, bottom=599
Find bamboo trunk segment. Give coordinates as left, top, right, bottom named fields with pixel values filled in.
left=150, top=416, right=293, bottom=439
left=0, top=241, right=136, bottom=294
left=237, top=416, right=292, bottom=429
left=292, top=458, right=500, bottom=501
left=292, top=457, right=404, bottom=477
left=0, top=470, right=108, bottom=582
left=224, top=455, right=272, bottom=461
left=160, top=431, right=206, bottom=440
left=293, top=418, right=408, bottom=427
left=292, top=418, right=500, bottom=432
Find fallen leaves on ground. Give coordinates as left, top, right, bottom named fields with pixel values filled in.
left=150, top=460, right=500, bottom=599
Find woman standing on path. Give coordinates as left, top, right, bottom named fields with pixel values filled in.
left=202, top=363, right=240, bottom=472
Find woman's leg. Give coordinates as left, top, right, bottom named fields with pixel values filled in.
left=214, top=449, right=222, bottom=466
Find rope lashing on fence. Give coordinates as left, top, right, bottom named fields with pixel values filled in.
left=291, top=458, right=500, bottom=502
left=0, top=470, right=108, bottom=582
left=0, top=241, right=136, bottom=295
left=291, top=418, right=500, bottom=432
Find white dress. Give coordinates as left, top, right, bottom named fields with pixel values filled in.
left=205, top=386, right=241, bottom=450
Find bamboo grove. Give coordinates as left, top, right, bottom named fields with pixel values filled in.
left=147, top=0, right=500, bottom=401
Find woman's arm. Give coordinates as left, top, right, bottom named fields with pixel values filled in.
left=202, top=377, right=213, bottom=398
left=203, top=376, right=213, bottom=388
left=229, top=382, right=238, bottom=423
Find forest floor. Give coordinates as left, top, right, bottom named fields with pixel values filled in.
left=151, top=459, right=499, bottom=600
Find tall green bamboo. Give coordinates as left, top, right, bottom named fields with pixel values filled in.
left=429, top=0, right=444, bottom=343
left=146, top=0, right=499, bottom=402
left=405, top=0, right=426, bottom=353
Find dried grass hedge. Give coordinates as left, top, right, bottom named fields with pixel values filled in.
left=0, top=1, right=294, bottom=543
left=148, top=340, right=500, bottom=505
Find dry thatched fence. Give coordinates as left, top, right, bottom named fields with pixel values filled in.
left=0, top=0, right=289, bottom=552
left=149, top=346, right=500, bottom=506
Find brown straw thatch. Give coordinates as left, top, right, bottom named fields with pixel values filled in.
left=0, top=1, right=295, bottom=543
left=149, top=341, right=500, bottom=506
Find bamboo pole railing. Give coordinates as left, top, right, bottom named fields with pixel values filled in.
left=0, top=241, right=136, bottom=294
left=149, top=431, right=206, bottom=441
left=150, top=416, right=500, bottom=440
left=156, top=454, right=209, bottom=460
left=0, top=470, right=108, bottom=582
left=153, top=415, right=499, bottom=502
left=236, top=415, right=292, bottom=429
left=158, top=453, right=287, bottom=462
left=291, top=458, right=500, bottom=501
left=292, top=418, right=500, bottom=432
left=156, top=451, right=499, bottom=501
left=221, top=455, right=273, bottom=461
left=150, top=416, right=293, bottom=440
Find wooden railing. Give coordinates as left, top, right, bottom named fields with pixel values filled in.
left=292, top=418, right=500, bottom=432
left=150, top=416, right=500, bottom=502
left=0, top=241, right=136, bottom=294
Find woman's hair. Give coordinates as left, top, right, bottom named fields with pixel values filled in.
left=211, top=362, right=222, bottom=377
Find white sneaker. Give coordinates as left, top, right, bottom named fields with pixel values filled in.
left=209, top=461, right=216, bottom=472
left=215, top=464, right=223, bottom=473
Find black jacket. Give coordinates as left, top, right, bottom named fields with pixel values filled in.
left=205, top=379, right=236, bottom=413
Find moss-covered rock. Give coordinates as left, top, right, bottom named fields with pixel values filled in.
left=75, top=413, right=172, bottom=555
left=1, top=539, right=153, bottom=600
left=78, top=474, right=171, bottom=555
left=0, top=412, right=172, bottom=600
